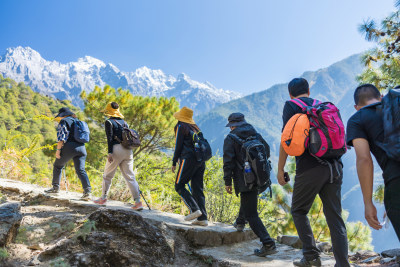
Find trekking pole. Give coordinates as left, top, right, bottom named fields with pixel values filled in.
left=139, top=190, right=151, bottom=210
left=63, top=165, right=68, bottom=194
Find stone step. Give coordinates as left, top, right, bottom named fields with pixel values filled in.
left=195, top=239, right=337, bottom=267
left=0, top=178, right=256, bottom=247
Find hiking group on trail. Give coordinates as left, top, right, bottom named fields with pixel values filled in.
left=43, top=78, right=400, bottom=267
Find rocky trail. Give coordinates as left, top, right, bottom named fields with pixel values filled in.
left=0, top=178, right=398, bottom=267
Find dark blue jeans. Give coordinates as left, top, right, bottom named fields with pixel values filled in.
left=52, top=141, right=91, bottom=192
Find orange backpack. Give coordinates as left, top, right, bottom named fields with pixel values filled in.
left=281, top=113, right=310, bottom=156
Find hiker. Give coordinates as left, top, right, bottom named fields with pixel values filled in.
left=346, top=84, right=400, bottom=241
left=223, top=113, right=277, bottom=257
left=93, top=102, right=143, bottom=211
left=45, top=107, right=92, bottom=200
left=171, top=106, right=208, bottom=226
left=278, top=78, right=350, bottom=267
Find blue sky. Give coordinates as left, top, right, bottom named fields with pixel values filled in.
left=0, top=0, right=396, bottom=94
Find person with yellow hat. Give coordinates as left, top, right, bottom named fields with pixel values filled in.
left=172, top=106, right=208, bottom=226
left=93, top=102, right=143, bottom=211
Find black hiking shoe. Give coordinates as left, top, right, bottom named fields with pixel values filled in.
left=44, top=187, right=59, bottom=194
left=80, top=192, right=92, bottom=201
left=233, top=221, right=245, bottom=232
left=254, top=243, right=278, bottom=257
left=293, top=257, right=322, bottom=267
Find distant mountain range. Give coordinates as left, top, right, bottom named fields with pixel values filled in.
left=197, top=54, right=364, bottom=153
left=0, top=47, right=241, bottom=113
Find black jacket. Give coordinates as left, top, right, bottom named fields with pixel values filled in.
left=172, top=122, right=196, bottom=166
left=105, top=117, right=126, bottom=154
left=223, top=123, right=270, bottom=195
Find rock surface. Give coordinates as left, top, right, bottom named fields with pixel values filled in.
left=2, top=178, right=396, bottom=267
left=382, top=249, right=400, bottom=258
left=317, top=242, right=332, bottom=253
left=277, top=235, right=303, bottom=249
left=0, top=202, right=22, bottom=247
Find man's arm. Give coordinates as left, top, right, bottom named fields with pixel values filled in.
left=223, top=136, right=235, bottom=193
left=277, top=144, right=288, bottom=186
left=353, top=138, right=382, bottom=230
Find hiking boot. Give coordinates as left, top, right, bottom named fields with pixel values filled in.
left=44, top=187, right=59, bottom=194
left=293, top=257, right=322, bottom=267
left=254, top=243, right=278, bottom=257
left=80, top=192, right=92, bottom=201
left=132, top=202, right=143, bottom=211
left=184, top=210, right=202, bottom=221
left=93, top=198, right=107, bottom=205
left=233, top=221, right=245, bottom=232
left=192, top=219, right=208, bottom=226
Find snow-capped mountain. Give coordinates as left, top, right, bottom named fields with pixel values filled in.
left=0, top=47, right=241, bottom=113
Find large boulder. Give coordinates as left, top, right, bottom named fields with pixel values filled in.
left=39, top=208, right=174, bottom=267
left=381, top=248, right=400, bottom=258
left=0, top=202, right=22, bottom=247
left=277, top=235, right=303, bottom=249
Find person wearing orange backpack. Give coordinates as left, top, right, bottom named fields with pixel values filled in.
left=278, top=78, right=350, bottom=267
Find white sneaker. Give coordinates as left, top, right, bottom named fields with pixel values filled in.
left=184, top=210, right=202, bottom=221
left=192, top=219, right=208, bottom=226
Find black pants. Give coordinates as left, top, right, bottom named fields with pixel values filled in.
left=52, top=142, right=91, bottom=192
left=175, top=158, right=207, bottom=221
left=291, top=164, right=349, bottom=267
left=384, top=177, right=400, bottom=241
left=236, top=190, right=275, bottom=246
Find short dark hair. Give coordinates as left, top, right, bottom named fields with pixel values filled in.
left=111, top=102, right=119, bottom=109
left=288, top=78, right=309, bottom=97
left=354, top=84, right=381, bottom=106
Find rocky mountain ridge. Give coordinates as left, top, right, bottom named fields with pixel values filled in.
left=0, top=47, right=241, bottom=113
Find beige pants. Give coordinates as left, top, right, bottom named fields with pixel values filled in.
left=102, top=144, right=140, bottom=200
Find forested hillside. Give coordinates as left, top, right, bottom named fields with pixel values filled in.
left=0, top=74, right=77, bottom=183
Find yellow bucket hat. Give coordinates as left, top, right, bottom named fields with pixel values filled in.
left=173, top=106, right=195, bottom=124
left=102, top=103, right=124, bottom=118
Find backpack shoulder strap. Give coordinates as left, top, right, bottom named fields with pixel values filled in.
left=290, top=98, right=309, bottom=109
left=312, top=99, right=322, bottom=106
left=228, top=133, right=245, bottom=144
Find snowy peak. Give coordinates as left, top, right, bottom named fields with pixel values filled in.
left=0, top=47, right=241, bottom=113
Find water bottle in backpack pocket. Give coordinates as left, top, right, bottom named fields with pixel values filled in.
left=243, top=161, right=256, bottom=188
left=191, top=131, right=212, bottom=162
left=229, top=133, right=272, bottom=195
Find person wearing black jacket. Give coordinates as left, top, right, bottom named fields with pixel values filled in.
left=223, top=112, right=277, bottom=257
left=93, top=102, right=143, bottom=211
left=44, top=107, right=92, bottom=200
left=171, top=107, right=208, bottom=226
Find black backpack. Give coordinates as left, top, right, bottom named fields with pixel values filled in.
left=190, top=131, right=212, bottom=162
left=377, top=88, right=400, bottom=161
left=113, top=119, right=141, bottom=150
left=229, top=133, right=272, bottom=196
